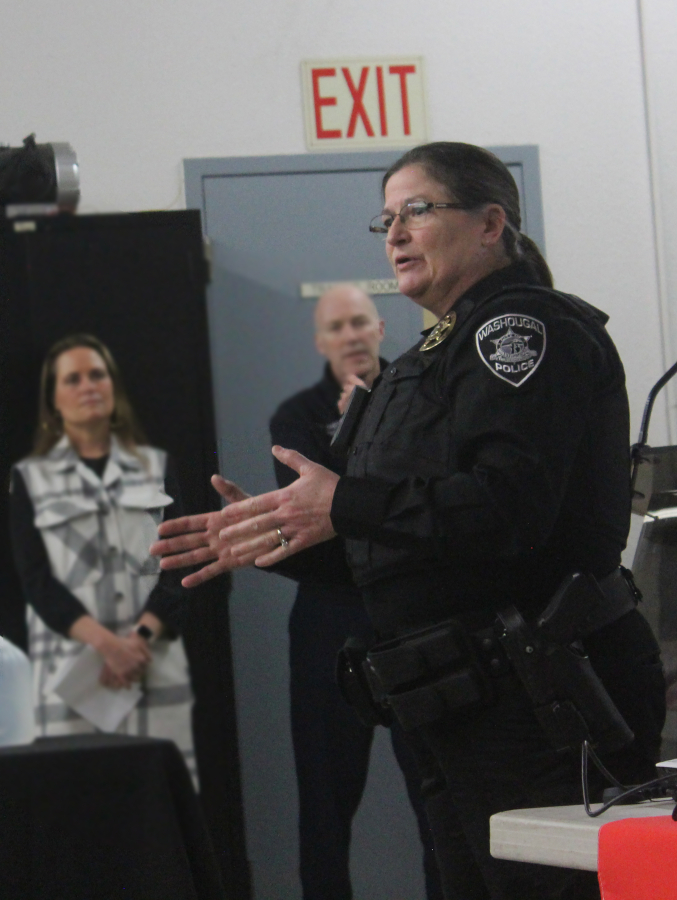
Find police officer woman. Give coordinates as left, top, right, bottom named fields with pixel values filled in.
left=153, top=142, right=666, bottom=900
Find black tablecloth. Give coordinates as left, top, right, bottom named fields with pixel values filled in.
left=0, top=733, right=227, bottom=900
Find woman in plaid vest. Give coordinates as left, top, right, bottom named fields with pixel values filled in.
left=10, top=334, right=195, bottom=779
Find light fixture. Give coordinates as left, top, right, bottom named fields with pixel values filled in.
left=0, top=134, right=80, bottom=214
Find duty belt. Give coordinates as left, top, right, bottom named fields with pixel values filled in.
left=353, top=568, right=639, bottom=749
left=364, top=568, right=638, bottom=695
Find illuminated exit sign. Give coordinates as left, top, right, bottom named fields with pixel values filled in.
left=301, top=57, right=427, bottom=151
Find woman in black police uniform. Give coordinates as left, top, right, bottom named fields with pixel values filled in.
left=152, top=143, right=666, bottom=900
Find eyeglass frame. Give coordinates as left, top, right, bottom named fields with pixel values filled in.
left=368, top=200, right=469, bottom=234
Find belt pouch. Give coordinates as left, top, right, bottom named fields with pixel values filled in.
left=365, top=618, right=494, bottom=731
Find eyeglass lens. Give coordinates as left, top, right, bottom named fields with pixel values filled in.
left=370, top=201, right=433, bottom=234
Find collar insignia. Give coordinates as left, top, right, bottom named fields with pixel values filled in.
left=419, top=311, right=457, bottom=352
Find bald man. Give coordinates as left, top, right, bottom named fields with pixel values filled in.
left=269, top=285, right=442, bottom=900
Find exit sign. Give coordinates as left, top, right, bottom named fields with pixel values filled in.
left=301, top=57, right=427, bottom=151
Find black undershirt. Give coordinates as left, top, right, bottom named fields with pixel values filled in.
left=79, top=454, right=109, bottom=479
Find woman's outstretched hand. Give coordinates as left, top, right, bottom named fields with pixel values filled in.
left=150, top=449, right=339, bottom=587
left=150, top=475, right=258, bottom=588
left=218, top=446, right=338, bottom=567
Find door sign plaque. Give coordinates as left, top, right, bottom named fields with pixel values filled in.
left=299, top=278, right=400, bottom=299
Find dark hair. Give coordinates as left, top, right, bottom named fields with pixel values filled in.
left=33, top=333, right=146, bottom=456
left=383, top=142, right=553, bottom=288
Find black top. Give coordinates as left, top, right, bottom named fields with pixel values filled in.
left=79, top=455, right=109, bottom=480
left=269, top=360, right=387, bottom=600
left=10, top=456, right=188, bottom=637
left=330, top=261, right=631, bottom=635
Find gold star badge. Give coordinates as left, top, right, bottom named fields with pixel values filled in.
left=420, top=311, right=457, bottom=352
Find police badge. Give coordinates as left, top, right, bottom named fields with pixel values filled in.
left=419, top=311, right=456, bottom=352
left=475, top=314, right=546, bottom=386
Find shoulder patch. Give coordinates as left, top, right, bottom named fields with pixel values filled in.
left=475, top=314, right=546, bottom=387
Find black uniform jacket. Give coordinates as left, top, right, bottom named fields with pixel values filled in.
left=269, top=361, right=386, bottom=601
left=329, top=261, right=631, bottom=635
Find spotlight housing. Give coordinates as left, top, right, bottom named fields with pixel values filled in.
left=0, top=134, right=80, bottom=213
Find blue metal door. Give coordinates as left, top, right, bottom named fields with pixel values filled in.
left=185, top=148, right=545, bottom=900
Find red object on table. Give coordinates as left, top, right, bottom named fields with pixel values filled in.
left=598, top=814, right=677, bottom=899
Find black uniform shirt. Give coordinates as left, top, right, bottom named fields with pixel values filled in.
left=330, top=261, right=631, bottom=634
left=269, top=361, right=386, bottom=599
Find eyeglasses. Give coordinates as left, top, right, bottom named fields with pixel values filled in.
left=369, top=201, right=468, bottom=234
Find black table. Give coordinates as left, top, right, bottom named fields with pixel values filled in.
left=0, top=733, right=227, bottom=900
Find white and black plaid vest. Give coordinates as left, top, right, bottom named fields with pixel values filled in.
left=15, top=437, right=195, bottom=777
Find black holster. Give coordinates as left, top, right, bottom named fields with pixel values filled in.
left=496, top=570, right=637, bottom=755
left=335, top=637, right=392, bottom=727
left=497, top=604, right=634, bottom=754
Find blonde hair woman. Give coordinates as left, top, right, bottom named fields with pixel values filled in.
left=10, top=334, right=194, bottom=777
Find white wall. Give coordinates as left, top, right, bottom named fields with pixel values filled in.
left=639, top=0, right=677, bottom=439
left=1, top=0, right=668, bottom=450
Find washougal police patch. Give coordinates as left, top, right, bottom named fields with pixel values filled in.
left=475, top=314, right=546, bottom=387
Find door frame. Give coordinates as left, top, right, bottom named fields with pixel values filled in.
left=185, top=146, right=546, bottom=254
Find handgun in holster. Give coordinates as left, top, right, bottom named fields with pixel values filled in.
left=497, top=571, right=636, bottom=755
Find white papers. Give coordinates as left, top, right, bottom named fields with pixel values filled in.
left=44, top=646, right=142, bottom=733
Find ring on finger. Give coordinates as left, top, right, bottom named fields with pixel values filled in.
left=276, top=527, right=290, bottom=549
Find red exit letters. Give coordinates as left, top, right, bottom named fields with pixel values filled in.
left=302, top=58, right=426, bottom=150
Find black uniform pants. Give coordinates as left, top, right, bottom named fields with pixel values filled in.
left=405, top=610, right=666, bottom=900
left=289, top=588, right=443, bottom=900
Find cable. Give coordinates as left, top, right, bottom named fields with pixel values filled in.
left=583, top=740, right=625, bottom=790
left=582, top=741, right=677, bottom=818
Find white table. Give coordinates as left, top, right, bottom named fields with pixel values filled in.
left=490, top=799, right=675, bottom=871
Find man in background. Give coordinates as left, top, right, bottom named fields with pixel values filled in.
left=269, top=284, right=442, bottom=900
